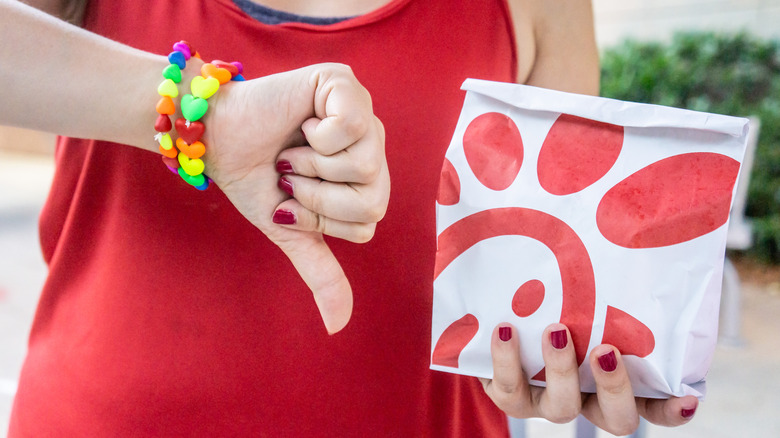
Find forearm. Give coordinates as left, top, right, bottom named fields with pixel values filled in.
left=0, top=0, right=198, bottom=151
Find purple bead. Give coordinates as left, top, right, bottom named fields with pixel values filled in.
left=231, top=61, right=244, bottom=74
left=172, top=42, right=192, bottom=60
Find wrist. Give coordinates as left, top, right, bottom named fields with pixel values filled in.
left=152, top=42, right=244, bottom=190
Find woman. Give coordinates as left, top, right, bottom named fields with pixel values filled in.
left=2, top=0, right=696, bottom=435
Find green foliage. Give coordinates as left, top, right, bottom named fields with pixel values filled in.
left=600, top=32, right=780, bottom=263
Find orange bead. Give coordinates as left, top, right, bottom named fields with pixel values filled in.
left=201, top=63, right=232, bottom=85
left=155, top=96, right=176, bottom=115
left=160, top=143, right=178, bottom=158
left=175, top=137, right=206, bottom=159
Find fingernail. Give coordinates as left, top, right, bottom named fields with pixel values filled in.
left=550, top=329, right=568, bottom=349
left=498, top=326, right=512, bottom=342
left=272, top=209, right=296, bottom=225
left=276, top=160, right=294, bottom=175
left=278, top=176, right=294, bottom=197
left=598, top=350, right=617, bottom=372
left=681, top=407, right=696, bottom=419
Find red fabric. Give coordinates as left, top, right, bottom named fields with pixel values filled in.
left=9, top=1, right=517, bottom=436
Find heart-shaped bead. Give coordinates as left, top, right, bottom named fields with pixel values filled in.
left=175, top=118, right=205, bottom=144
left=172, top=42, right=191, bottom=60
left=181, top=94, right=208, bottom=122
left=158, top=132, right=173, bottom=150
left=154, top=114, right=172, bottom=132
left=157, top=79, right=179, bottom=98
left=167, top=51, right=186, bottom=69
left=201, top=63, right=232, bottom=85
left=212, top=60, right=239, bottom=77
left=160, top=143, right=178, bottom=158
left=178, top=167, right=206, bottom=187
left=191, top=75, right=220, bottom=100
left=162, top=64, right=182, bottom=83
left=155, top=96, right=175, bottom=115
left=176, top=137, right=206, bottom=159
left=161, top=155, right=179, bottom=173
left=178, top=152, right=205, bottom=176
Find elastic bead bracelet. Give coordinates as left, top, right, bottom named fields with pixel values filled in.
left=155, top=40, right=199, bottom=179
left=153, top=41, right=245, bottom=191
left=173, top=60, right=244, bottom=190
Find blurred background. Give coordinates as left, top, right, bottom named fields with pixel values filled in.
left=1, top=0, right=779, bottom=436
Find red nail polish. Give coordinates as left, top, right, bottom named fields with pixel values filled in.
left=276, top=160, right=294, bottom=175
left=550, top=329, right=568, bottom=349
left=498, top=327, right=512, bottom=342
left=272, top=209, right=296, bottom=225
left=278, top=177, right=294, bottom=197
left=598, top=350, right=617, bottom=372
left=681, top=407, right=696, bottom=418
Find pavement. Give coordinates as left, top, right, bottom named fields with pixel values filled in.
left=1, top=149, right=779, bottom=437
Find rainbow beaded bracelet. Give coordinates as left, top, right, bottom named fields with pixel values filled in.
left=153, top=41, right=245, bottom=191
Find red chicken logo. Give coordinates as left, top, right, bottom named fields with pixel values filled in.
left=431, top=110, right=741, bottom=385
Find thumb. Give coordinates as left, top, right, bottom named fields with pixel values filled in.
left=273, top=231, right=353, bottom=334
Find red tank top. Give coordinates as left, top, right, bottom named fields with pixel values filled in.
left=9, top=1, right=517, bottom=436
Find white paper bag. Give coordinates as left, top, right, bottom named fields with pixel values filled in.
left=430, top=79, right=750, bottom=399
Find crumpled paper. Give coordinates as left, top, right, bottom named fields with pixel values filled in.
left=430, top=79, right=750, bottom=398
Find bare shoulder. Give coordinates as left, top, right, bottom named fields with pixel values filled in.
left=505, top=0, right=599, bottom=95
left=20, top=0, right=88, bottom=24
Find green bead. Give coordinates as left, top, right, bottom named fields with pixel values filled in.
left=178, top=167, right=205, bottom=187
left=181, top=94, right=208, bottom=122
left=162, top=63, right=182, bottom=83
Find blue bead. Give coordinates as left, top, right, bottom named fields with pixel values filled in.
left=168, top=51, right=186, bottom=70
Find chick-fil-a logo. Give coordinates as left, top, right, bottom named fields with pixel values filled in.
left=431, top=111, right=740, bottom=383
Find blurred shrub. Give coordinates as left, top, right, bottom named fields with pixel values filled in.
left=601, top=32, right=780, bottom=263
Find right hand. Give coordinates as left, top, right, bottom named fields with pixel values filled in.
left=480, top=323, right=699, bottom=435
left=202, top=63, right=390, bottom=334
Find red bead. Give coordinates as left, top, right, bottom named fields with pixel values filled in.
left=175, top=118, right=205, bottom=144
left=212, top=60, right=239, bottom=77
left=154, top=114, right=172, bottom=132
left=161, top=155, right=179, bottom=170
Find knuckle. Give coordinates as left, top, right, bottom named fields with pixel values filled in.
left=350, top=223, right=376, bottom=244
left=352, top=158, right=380, bottom=183
left=306, top=184, right=326, bottom=215
left=491, top=379, right=521, bottom=399
left=544, top=365, right=574, bottom=382
left=365, top=199, right=388, bottom=222
left=546, top=408, right=580, bottom=425
left=607, top=417, right=639, bottom=436
left=341, top=114, right=368, bottom=143
left=601, top=379, right=630, bottom=398
left=313, top=213, right=327, bottom=235
left=329, top=62, right=354, bottom=76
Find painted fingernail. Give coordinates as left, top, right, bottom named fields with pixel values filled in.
left=598, top=350, right=617, bottom=372
left=278, top=176, right=294, bottom=197
left=681, top=407, right=696, bottom=419
left=550, top=329, right=568, bottom=349
left=272, top=209, right=296, bottom=225
left=498, top=326, right=512, bottom=342
left=276, top=160, right=294, bottom=175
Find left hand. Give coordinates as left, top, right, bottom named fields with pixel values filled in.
left=479, top=323, right=699, bottom=436
left=203, top=63, right=389, bottom=334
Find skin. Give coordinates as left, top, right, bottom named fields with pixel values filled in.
left=4, top=0, right=698, bottom=434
